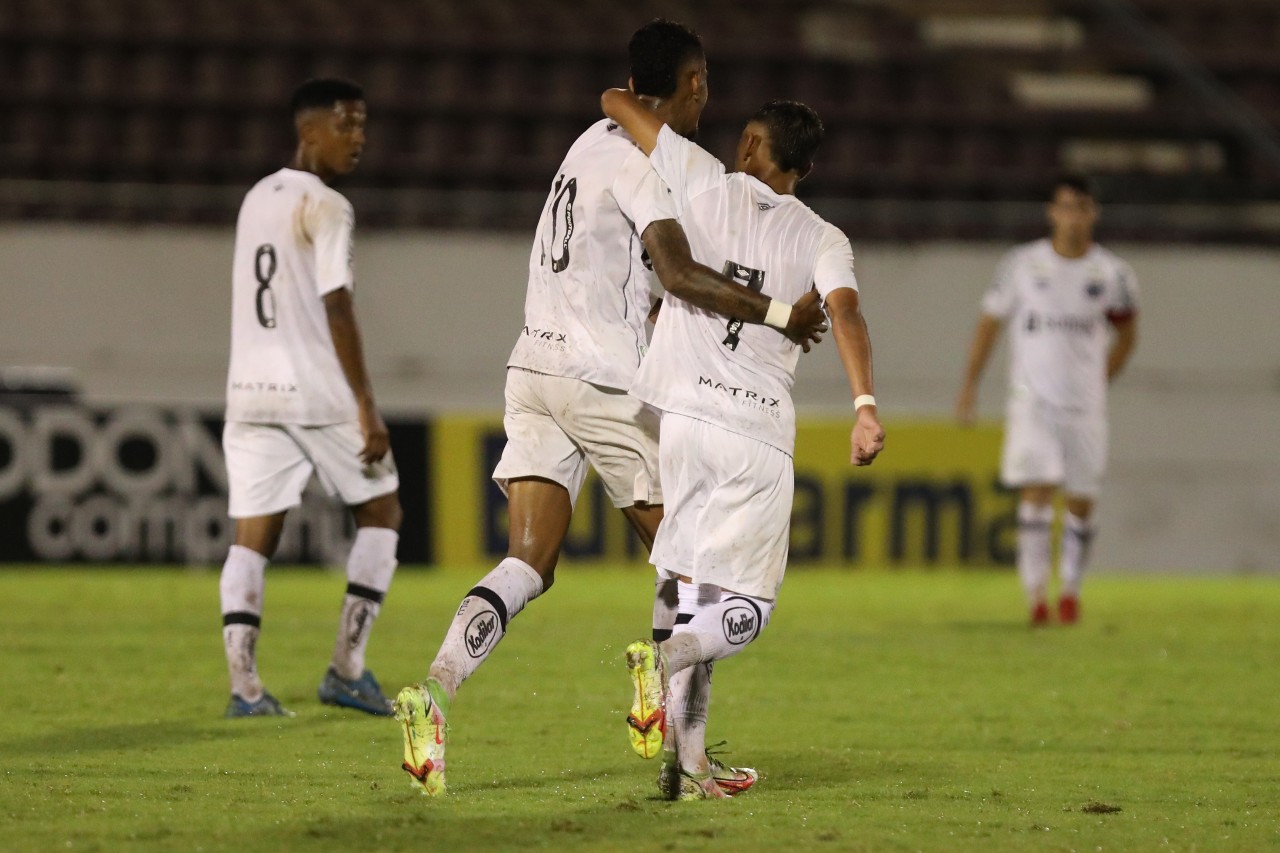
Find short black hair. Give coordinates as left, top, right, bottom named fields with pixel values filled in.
left=1050, top=173, right=1095, bottom=201
left=751, top=101, right=824, bottom=177
left=290, top=78, right=364, bottom=117
left=629, top=19, right=704, bottom=98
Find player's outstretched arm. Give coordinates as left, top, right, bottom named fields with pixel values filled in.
left=324, top=288, right=390, bottom=464
left=826, top=287, right=884, bottom=466
left=641, top=219, right=827, bottom=350
left=601, top=89, right=662, bottom=155
left=1106, top=314, right=1138, bottom=380
left=955, top=314, right=1002, bottom=427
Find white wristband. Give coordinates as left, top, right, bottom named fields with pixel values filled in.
left=764, top=299, right=792, bottom=330
left=854, top=394, right=877, bottom=411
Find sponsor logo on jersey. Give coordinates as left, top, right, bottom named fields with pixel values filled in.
left=230, top=381, right=299, bottom=393
left=698, top=376, right=781, bottom=407
left=464, top=609, right=499, bottom=658
left=722, top=605, right=757, bottom=645
left=1025, top=312, right=1097, bottom=335
left=757, top=202, right=775, bottom=211
left=521, top=326, right=568, bottom=344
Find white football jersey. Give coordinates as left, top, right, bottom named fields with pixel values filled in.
left=982, top=238, right=1139, bottom=413
left=630, top=126, right=859, bottom=454
left=225, top=168, right=359, bottom=425
left=507, top=119, right=677, bottom=390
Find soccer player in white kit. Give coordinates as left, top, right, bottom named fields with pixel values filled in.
left=219, top=79, right=402, bottom=718
left=956, top=175, right=1139, bottom=626
left=601, top=90, right=885, bottom=799
left=393, top=21, right=827, bottom=797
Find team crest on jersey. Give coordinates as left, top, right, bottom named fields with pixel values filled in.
left=1085, top=280, right=1105, bottom=299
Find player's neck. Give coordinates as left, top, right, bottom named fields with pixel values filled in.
left=1050, top=235, right=1091, bottom=259
left=290, top=147, right=334, bottom=184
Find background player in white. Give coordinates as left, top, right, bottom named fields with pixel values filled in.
left=220, top=79, right=402, bottom=717
left=393, top=20, right=826, bottom=797
left=601, top=90, right=885, bottom=799
left=955, top=175, right=1139, bottom=626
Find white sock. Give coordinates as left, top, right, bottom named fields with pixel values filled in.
left=666, top=580, right=718, bottom=773
left=652, top=574, right=679, bottom=642
left=1016, top=502, right=1054, bottom=606
left=220, top=544, right=268, bottom=700
left=429, top=557, right=544, bottom=699
left=1059, top=512, right=1094, bottom=598
left=331, top=527, right=398, bottom=680
left=661, top=589, right=773, bottom=675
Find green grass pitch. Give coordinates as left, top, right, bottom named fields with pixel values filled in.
left=2, top=566, right=1278, bottom=852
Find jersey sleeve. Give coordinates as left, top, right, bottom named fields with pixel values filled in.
left=980, top=250, right=1020, bottom=319
left=649, top=124, right=726, bottom=206
left=1107, top=258, right=1139, bottom=321
left=309, top=193, right=356, bottom=296
left=813, top=223, right=859, bottom=299
left=612, top=148, right=678, bottom=239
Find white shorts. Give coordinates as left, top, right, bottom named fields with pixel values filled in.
left=650, top=413, right=792, bottom=601
left=492, top=368, right=661, bottom=508
left=223, top=420, right=399, bottom=518
left=1001, top=393, right=1107, bottom=499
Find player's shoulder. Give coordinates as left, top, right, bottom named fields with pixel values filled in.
left=566, top=118, right=639, bottom=161
left=1089, top=242, right=1131, bottom=271
left=1001, top=238, right=1048, bottom=268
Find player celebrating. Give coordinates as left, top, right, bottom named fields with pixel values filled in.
left=601, top=90, right=884, bottom=799
left=393, top=20, right=826, bottom=797
left=955, top=175, right=1139, bottom=626
left=219, top=79, right=402, bottom=718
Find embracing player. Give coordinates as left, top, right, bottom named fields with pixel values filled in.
left=393, top=20, right=826, bottom=796
left=601, top=89, right=884, bottom=798
left=956, top=175, right=1138, bottom=625
left=219, top=79, right=401, bottom=718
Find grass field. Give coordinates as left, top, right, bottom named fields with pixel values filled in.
left=2, top=566, right=1278, bottom=852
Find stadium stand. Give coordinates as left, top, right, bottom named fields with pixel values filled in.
left=1, top=0, right=1278, bottom=240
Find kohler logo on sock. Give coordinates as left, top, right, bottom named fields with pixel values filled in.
left=722, top=606, right=756, bottom=645
left=465, top=610, right=499, bottom=658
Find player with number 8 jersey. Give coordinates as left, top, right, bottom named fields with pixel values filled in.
left=226, top=167, right=358, bottom=424
left=218, top=79, right=402, bottom=722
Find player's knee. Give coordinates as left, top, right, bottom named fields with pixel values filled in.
left=353, top=492, right=402, bottom=531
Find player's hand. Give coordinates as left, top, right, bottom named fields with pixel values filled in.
left=954, top=386, right=977, bottom=427
left=357, top=403, right=391, bottom=465
left=851, top=407, right=884, bottom=466
left=783, top=288, right=828, bottom=353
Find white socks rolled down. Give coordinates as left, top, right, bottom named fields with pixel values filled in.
left=1059, top=512, right=1094, bottom=598
left=1016, top=502, right=1054, bottom=605
left=661, top=582, right=774, bottom=674
left=330, top=527, right=399, bottom=680
left=220, top=544, right=269, bottom=701
left=429, top=557, right=545, bottom=699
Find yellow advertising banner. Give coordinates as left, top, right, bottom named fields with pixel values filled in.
left=431, top=416, right=1015, bottom=569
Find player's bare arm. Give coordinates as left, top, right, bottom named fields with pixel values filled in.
left=602, top=88, right=664, bottom=155
left=324, top=288, right=389, bottom=464
left=1106, top=314, right=1138, bottom=380
left=955, top=313, right=1003, bottom=426
left=641, top=219, right=827, bottom=351
left=826, top=287, right=884, bottom=466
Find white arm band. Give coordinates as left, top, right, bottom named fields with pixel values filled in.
left=854, top=394, right=877, bottom=411
left=764, top=299, right=792, bottom=330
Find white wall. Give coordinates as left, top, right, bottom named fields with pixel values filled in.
left=2, top=224, right=1277, bottom=571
